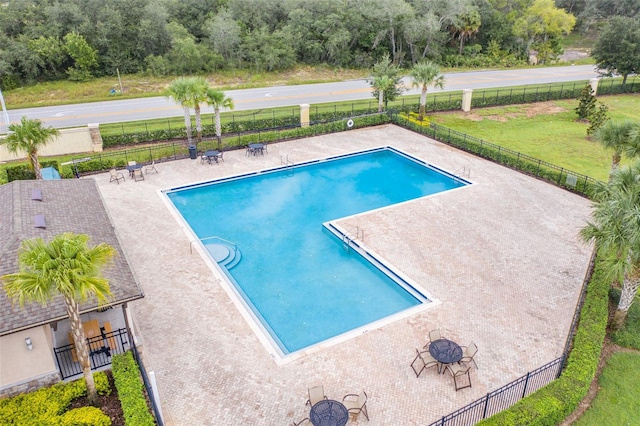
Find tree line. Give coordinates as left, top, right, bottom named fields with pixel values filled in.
left=0, top=0, right=583, bottom=89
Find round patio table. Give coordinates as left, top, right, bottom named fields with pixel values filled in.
left=309, top=399, right=349, bottom=426
left=429, top=339, right=463, bottom=373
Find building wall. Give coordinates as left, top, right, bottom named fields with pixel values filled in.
left=0, top=124, right=102, bottom=163
left=0, top=326, right=60, bottom=397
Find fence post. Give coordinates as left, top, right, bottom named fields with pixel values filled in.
left=482, top=393, right=491, bottom=418
left=522, top=371, right=531, bottom=398
left=145, top=123, right=149, bottom=137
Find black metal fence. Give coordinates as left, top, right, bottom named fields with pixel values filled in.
left=54, top=327, right=130, bottom=379
left=131, top=342, right=164, bottom=426
left=428, top=358, right=564, bottom=426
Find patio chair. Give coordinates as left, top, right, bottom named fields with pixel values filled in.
left=423, top=328, right=442, bottom=349
left=446, top=363, right=472, bottom=391
left=291, top=417, right=310, bottom=426
left=109, top=169, right=125, bottom=184
left=342, top=390, right=369, bottom=421
left=306, top=385, right=327, bottom=407
left=133, top=168, right=145, bottom=182
left=410, top=348, right=439, bottom=377
left=459, top=342, right=479, bottom=369
left=127, top=160, right=137, bottom=166
left=144, top=160, right=159, bottom=174
left=216, top=151, right=224, bottom=162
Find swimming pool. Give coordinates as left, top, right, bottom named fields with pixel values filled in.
left=165, top=147, right=469, bottom=357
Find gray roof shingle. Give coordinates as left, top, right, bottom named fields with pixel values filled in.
left=0, top=179, right=144, bottom=335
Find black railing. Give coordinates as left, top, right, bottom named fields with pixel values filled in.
left=54, top=328, right=130, bottom=379
left=131, top=341, right=164, bottom=425
left=428, top=358, right=564, bottom=426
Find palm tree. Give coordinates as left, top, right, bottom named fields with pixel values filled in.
left=580, top=162, right=640, bottom=330
left=2, top=233, right=115, bottom=406
left=187, top=77, right=210, bottom=143
left=410, top=61, right=445, bottom=121
left=370, top=75, right=395, bottom=113
left=165, top=78, right=195, bottom=144
left=592, top=120, right=636, bottom=176
left=205, top=89, right=234, bottom=149
left=1, top=117, right=60, bottom=180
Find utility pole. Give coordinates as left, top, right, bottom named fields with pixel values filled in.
left=0, top=88, right=10, bottom=134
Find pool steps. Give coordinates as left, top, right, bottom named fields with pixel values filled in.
left=203, top=240, right=242, bottom=270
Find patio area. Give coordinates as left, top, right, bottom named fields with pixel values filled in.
left=94, top=125, right=593, bottom=425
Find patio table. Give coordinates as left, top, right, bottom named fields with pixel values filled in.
left=429, top=339, right=463, bottom=374
left=125, top=163, right=143, bottom=177
left=309, top=399, right=349, bottom=426
left=204, top=150, right=220, bottom=164
left=247, top=143, right=265, bottom=156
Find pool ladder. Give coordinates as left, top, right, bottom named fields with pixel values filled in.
left=342, top=227, right=365, bottom=252
left=453, top=167, right=471, bottom=183
left=281, top=155, right=294, bottom=176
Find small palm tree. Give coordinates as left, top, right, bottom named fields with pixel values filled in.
left=205, top=89, right=234, bottom=149
left=410, top=61, right=445, bottom=121
left=2, top=233, right=115, bottom=406
left=371, top=75, right=395, bottom=113
left=187, top=77, right=210, bottom=143
left=592, top=120, right=636, bottom=176
left=580, top=162, right=640, bottom=330
left=1, top=117, right=60, bottom=180
left=165, top=78, right=195, bottom=144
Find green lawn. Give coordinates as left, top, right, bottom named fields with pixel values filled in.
left=573, top=351, right=640, bottom=426
left=430, top=95, right=640, bottom=182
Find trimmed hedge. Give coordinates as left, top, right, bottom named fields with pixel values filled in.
left=476, top=256, right=609, bottom=425
left=0, top=372, right=111, bottom=425
left=111, top=352, right=155, bottom=426
left=6, top=160, right=59, bottom=182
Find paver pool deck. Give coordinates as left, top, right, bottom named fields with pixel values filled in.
left=95, top=125, right=593, bottom=425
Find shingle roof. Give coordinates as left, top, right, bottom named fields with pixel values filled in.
left=0, top=179, right=144, bottom=335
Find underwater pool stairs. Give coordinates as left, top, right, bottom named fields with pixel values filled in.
left=202, top=237, right=242, bottom=269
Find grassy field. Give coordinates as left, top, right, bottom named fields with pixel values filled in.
left=429, top=94, right=640, bottom=182
left=573, top=351, right=640, bottom=426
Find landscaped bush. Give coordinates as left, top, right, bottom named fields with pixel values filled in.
left=477, top=255, right=608, bottom=426
left=60, top=406, right=112, bottom=426
left=111, top=352, right=155, bottom=426
left=0, top=372, right=110, bottom=425
left=609, top=289, right=640, bottom=351
left=6, top=160, right=59, bottom=182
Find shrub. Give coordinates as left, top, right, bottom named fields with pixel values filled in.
left=6, top=160, right=60, bottom=182
left=60, top=407, right=111, bottom=426
left=112, top=352, right=155, bottom=426
left=0, top=372, right=110, bottom=425
left=575, top=84, right=596, bottom=120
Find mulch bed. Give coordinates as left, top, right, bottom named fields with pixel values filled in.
left=69, top=371, right=125, bottom=426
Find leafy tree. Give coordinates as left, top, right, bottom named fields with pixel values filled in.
left=575, top=84, right=596, bottom=120
left=513, top=0, right=576, bottom=63
left=580, top=161, right=640, bottom=330
left=204, top=8, right=242, bottom=66
left=205, top=89, right=234, bottom=149
left=165, top=78, right=195, bottom=144
left=63, top=31, right=98, bottom=81
left=409, top=61, right=446, bottom=120
left=367, top=54, right=404, bottom=110
left=27, top=36, right=67, bottom=79
left=2, top=233, right=115, bottom=406
left=592, top=120, right=637, bottom=175
left=1, top=116, right=60, bottom=180
left=240, top=26, right=296, bottom=72
left=592, top=16, right=640, bottom=85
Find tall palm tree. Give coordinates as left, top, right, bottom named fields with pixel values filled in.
left=165, top=78, right=195, bottom=144
left=205, top=89, right=234, bottom=149
left=187, top=77, right=210, bottom=143
left=1, top=116, right=60, bottom=180
left=2, top=233, right=115, bottom=406
left=410, top=61, right=445, bottom=121
left=580, top=162, right=640, bottom=330
left=592, top=120, right=636, bottom=177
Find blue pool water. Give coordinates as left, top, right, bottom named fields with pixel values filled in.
left=166, top=148, right=467, bottom=355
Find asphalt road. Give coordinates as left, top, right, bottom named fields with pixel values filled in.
left=5, top=65, right=598, bottom=129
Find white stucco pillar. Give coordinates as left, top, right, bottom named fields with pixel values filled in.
left=462, top=89, right=473, bottom=112
left=300, top=104, right=310, bottom=128
left=88, top=123, right=103, bottom=152
left=589, top=78, right=600, bottom=96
